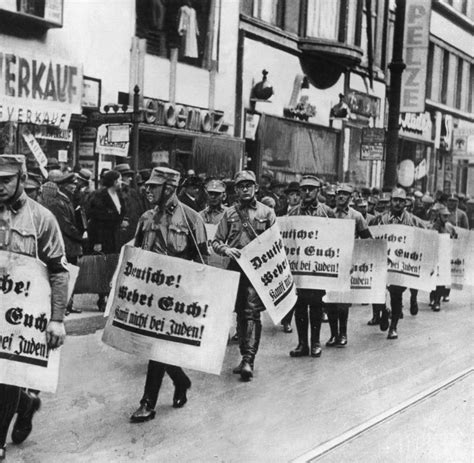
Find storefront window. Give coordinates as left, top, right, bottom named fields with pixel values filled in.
left=136, top=0, right=217, bottom=68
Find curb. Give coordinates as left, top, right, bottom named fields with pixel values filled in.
left=65, top=313, right=107, bottom=336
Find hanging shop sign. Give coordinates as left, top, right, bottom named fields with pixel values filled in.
left=34, top=126, right=73, bottom=142
left=96, top=124, right=130, bottom=157
left=22, top=127, right=48, bottom=177
left=400, top=0, right=431, bottom=113
left=452, top=128, right=474, bottom=158
left=0, top=51, right=82, bottom=130
left=399, top=112, right=432, bottom=142
left=143, top=97, right=225, bottom=134
left=360, top=128, right=385, bottom=161
left=347, top=90, right=380, bottom=118
left=81, top=76, right=101, bottom=110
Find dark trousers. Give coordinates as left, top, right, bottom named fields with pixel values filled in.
left=140, top=361, right=190, bottom=409
left=410, top=288, right=418, bottom=303
left=0, top=385, right=35, bottom=447
left=293, top=290, right=325, bottom=347
left=231, top=261, right=264, bottom=365
left=388, top=285, right=405, bottom=329
left=327, top=304, right=350, bottom=338
left=281, top=308, right=294, bottom=326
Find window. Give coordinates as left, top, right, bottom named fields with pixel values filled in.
left=455, top=56, right=463, bottom=109
left=425, top=42, right=435, bottom=100
left=0, top=0, right=63, bottom=27
left=241, top=0, right=301, bottom=34
left=360, top=0, right=377, bottom=65
left=441, top=49, right=450, bottom=104
left=136, top=0, right=218, bottom=68
left=469, top=63, right=473, bottom=113
left=306, top=0, right=340, bottom=40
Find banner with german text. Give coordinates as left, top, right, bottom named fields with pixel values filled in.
left=451, top=228, right=474, bottom=287
left=102, top=246, right=240, bottom=375
left=325, top=239, right=388, bottom=304
left=369, top=225, right=438, bottom=291
left=0, top=251, right=60, bottom=392
left=278, top=217, right=355, bottom=291
left=236, top=224, right=297, bottom=324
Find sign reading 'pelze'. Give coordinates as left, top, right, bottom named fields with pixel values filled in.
left=0, top=52, right=83, bottom=129
left=278, top=216, right=355, bottom=291
left=102, top=246, right=240, bottom=375
left=0, top=251, right=60, bottom=392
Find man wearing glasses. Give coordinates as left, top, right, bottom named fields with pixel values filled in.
left=213, top=170, right=276, bottom=381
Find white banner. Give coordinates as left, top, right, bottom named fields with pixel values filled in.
left=0, top=51, right=82, bottom=129
left=102, top=246, right=240, bottom=375
left=278, top=216, right=355, bottom=291
left=325, top=239, right=388, bottom=304
left=369, top=225, right=438, bottom=291
left=435, top=234, right=452, bottom=287
left=237, top=224, right=297, bottom=324
left=451, top=228, right=474, bottom=287
left=22, top=128, right=48, bottom=177
left=0, top=252, right=60, bottom=392
left=96, top=124, right=131, bottom=157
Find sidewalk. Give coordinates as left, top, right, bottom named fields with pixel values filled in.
left=65, top=294, right=107, bottom=335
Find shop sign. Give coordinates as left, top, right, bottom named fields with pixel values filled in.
left=245, top=112, right=260, bottom=140
left=82, top=76, right=101, bottom=110
left=34, top=126, right=73, bottom=142
left=143, top=97, right=225, bottom=134
left=400, top=0, right=431, bottom=113
left=347, top=90, right=380, bottom=118
left=22, top=128, right=48, bottom=177
left=360, top=128, right=385, bottom=161
left=399, top=112, right=432, bottom=141
left=0, top=51, right=82, bottom=130
left=452, top=128, right=474, bottom=157
left=96, top=124, right=130, bottom=157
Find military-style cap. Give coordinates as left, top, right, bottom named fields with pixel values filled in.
left=182, top=175, right=202, bottom=187
left=55, top=172, right=77, bottom=185
left=234, top=170, right=257, bottom=185
left=438, top=205, right=450, bottom=215
left=146, top=167, right=181, bottom=187
left=115, top=163, right=134, bottom=176
left=413, top=190, right=423, bottom=199
left=46, top=157, right=60, bottom=170
left=285, top=181, right=300, bottom=194
left=138, top=169, right=151, bottom=182
left=457, top=193, right=465, bottom=200
left=447, top=194, right=459, bottom=202
left=77, top=168, right=92, bottom=182
left=336, top=183, right=354, bottom=195
left=421, top=194, right=434, bottom=204
left=379, top=192, right=391, bottom=202
left=368, top=196, right=378, bottom=205
left=356, top=198, right=368, bottom=207
left=205, top=179, right=226, bottom=193
left=300, top=175, right=321, bottom=189
left=325, top=184, right=336, bottom=196
left=391, top=188, right=407, bottom=200
left=0, top=155, right=26, bottom=177
left=24, top=176, right=41, bottom=190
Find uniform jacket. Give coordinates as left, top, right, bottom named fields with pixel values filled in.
left=448, top=208, right=469, bottom=229
left=199, top=204, right=228, bottom=225
left=334, top=206, right=372, bottom=239
left=88, top=188, right=126, bottom=254
left=134, top=194, right=208, bottom=262
left=288, top=201, right=335, bottom=218
left=0, top=192, right=68, bottom=321
left=369, top=209, right=427, bottom=228
left=212, top=199, right=276, bottom=255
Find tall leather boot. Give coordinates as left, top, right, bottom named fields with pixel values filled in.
left=0, top=385, right=21, bottom=454
left=410, top=289, right=419, bottom=315
left=368, top=304, right=381, bottom=325
left=337, top=306, right=349, bottom=347
left=241, top=320, right=261, bottom=381
left=309, top=305, right=322, bottom=357
left=326, top=306, right=339, bottom=347
left=232, top=315, right=246, bottom=374
left=290, top=304, right=309, bottom=357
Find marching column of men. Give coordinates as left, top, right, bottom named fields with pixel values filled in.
left=1, top=156, right=472, bottom=451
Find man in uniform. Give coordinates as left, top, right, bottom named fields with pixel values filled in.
left=0, top=155, right=68, bottom=459
left=369, top=188, right=426, bottom=339
left=355, top=197, right=375, bottom=224
left=199, top=179, right=227, bottom=225
left=447, top=194, right=468, bottom=229
left=130, top=167, right=208, bottom=423
left=213, top=170, right=276, bottom=381
left=327, top=184, right=372, bottom=347
left=287, top=175, right=335, bottom=358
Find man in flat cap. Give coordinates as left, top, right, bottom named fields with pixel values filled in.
left=213, top=170, right=276, bottom=381
left=326, top=183, right=372, bottom=348
left=287, top=175, right=335, bottom=359
left=130, top=167, right=208, bottom=423
left=199, top=180, right=228, bottom=225
left=0, top=155, right=69, bottom=459
left=369, top=187, right=426, bottom=340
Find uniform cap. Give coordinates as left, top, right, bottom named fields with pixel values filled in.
left=138, top=169, right=151, bottom=182
left=300, top=175, right=321, bottom=189
left=457, top=193, right=465, bottom=200
left=447, top=194, right=459, bottom=202
left=0, top=155, right=26, bottom=177
left=368, top=196, right=378, bottom=205
left=379, top=192, right=391, bottom=202
left=391, top=188, right=407, bottom=200
left=438, top=205, right=450, bottom=215
left=356, top=198, right=368, bottom=207
left=46, top=157, right=60, bottom=170
left=336, top=183, right=354, bottom=195
left=55, top=172, right=77, bottom=185
left=205, top=179, right=226, bottom=193
left=24, top=176, right=41, bottom=190
left=413, top=190, right=423, bottom=198
left=145, top=167, right=181, bottom=187
left=182, top=175, right=202, bottom=187
left=234, top=170, right=257, bottom=185
left=421, top=195, right=434, bottom=204
left=114, top=163, right=134, bottom=176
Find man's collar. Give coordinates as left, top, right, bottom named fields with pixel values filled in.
left=3, top=192, right=28, bottom=214
left=208, top=204, right=224, bottom=213
left=164, top=194, right=179, bottom=215
left=238, top=198, right=257, bottom=209
left=336, top=205, right=349, bottom=214
left=301, top=200, right=319, bottom=210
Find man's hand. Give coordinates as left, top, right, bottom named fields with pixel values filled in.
left=225, top=247, right=241, bottom=260
left=46, top=321, right=66, bottom=349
